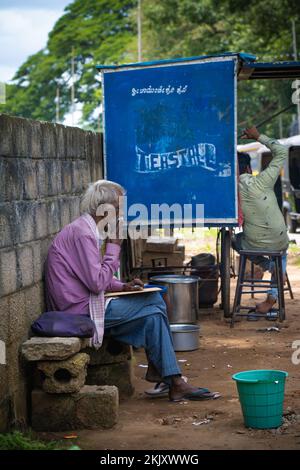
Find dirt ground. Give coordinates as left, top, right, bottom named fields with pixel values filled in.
left=44, top=231, right=300, bottom=450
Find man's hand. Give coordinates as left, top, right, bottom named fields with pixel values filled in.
left=241, top=126, right=260, bottom=141
left=108, top=216, right=123, bottom=246
left=123, top=278, right=144, bottom=292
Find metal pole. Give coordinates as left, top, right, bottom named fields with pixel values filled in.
left=292, top=19, right=300, bottom=134
left=71, top=46, right=75, bottom=126
left=278, top=113, right=283, bottom=139
left=56, top=86, right=60, bottom=123
left=137, top=0, right=142, bottom=62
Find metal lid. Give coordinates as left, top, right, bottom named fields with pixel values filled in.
left=149, top=274, right=199, bottom=284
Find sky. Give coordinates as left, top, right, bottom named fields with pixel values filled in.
left=0, top=0, right=71, bottom=83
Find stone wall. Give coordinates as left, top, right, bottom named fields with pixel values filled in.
left=0, top=113, right=103, bottom=431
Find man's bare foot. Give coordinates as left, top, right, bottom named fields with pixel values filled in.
left=244, top=266, right=264, bottom=281
left=255, top=294, right=276, bottom=314
left=169, top=376, right=219, bottom=401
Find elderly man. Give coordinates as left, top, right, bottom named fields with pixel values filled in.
left=234, top=126, right=289, bottom=316
left=45, top=180, right=219, bottom=401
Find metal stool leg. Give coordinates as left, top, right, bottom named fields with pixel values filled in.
left=285, top=272, right=294, bottom=300
left=251, top=261, right=255, bottom=299
left=276, top=256, right=285, bottom=322
left=231, top=254, right=247, bottom=328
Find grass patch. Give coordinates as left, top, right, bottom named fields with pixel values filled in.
left=288, top=243, right=300, bottom=267
left=0, top=431, right=67, bottom=451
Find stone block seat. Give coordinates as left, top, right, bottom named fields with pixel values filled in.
left=21, top=336, right=135, bottom=431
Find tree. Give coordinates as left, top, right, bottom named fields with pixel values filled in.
left=5, top=0, right=137, bottom=129
left=142, top=0, right=300, bottom=138
left=4, top=0, right=300, bottom=136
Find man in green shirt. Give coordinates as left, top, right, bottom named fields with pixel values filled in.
left=233, top=126, right=289, bottom=315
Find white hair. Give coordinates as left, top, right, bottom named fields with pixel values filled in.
left=81, top=179, right=125, bottom=216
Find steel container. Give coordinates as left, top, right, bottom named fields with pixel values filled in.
left=170, top=324, right=200, bottom=351
left=149, top=274, right=199, bottom=323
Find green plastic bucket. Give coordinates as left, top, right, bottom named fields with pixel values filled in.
left=232, top=369, right=288, bottom=429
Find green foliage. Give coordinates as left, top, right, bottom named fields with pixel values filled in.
left=143, top=0, right=300, bottom=138
left=3, top=0, right=300, bottom=135
left=5, top=0, right=137, bottom=129
left=0, top=431, right=65, bottom=450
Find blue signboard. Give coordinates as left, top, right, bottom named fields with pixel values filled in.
left=102, top=57, right=237, bottom=226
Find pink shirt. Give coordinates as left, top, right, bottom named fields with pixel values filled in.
left=45, top=215, right=123, bottom=314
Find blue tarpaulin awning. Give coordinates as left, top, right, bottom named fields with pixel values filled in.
left=239, top=60, right=300, bottom=80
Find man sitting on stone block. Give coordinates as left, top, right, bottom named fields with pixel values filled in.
left=45, top=180, right=219, bottom=402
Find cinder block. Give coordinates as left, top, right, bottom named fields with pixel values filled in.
left=59, top=198, right=71, bottom=229
left=22, top=337, right=84, bottom=362
left=30, top=120, right=42, bottom=159
left=22, top=160, right=38, bottom=200
left=0, top=397, right=10, bottom=433
left=83, top=338, right=132, bottom=366
left=7, top=369, right=28, bottom=428
left=0, top=114, right=14, bottom=156
left=0, top=203, right=14, bottom=248
left=0, top=248, right=17, bottom=296
left=17, top=244, right=34, bottom=288
left=13, top=201, right=35, bottom=244
left=94, top=161, right=103, bottom=181
left=36, top=160, right=47, bottom=197
left=47, top=199, right=60, bottom=235
left=61, top=161, right=72, bottom=194
left=0, top=296, right=9, bottom=344
left=33, top=202, right=48, bottom=239
left=40, top=236, right=54, bottom=265
left=81, top=165, right=90, bottom=190
left=25, top=282, right=45, bottom=328
left=37, top=353, right=90, bottom=393
left=31, top=385, right=118, bottom=431
left=44, top=160, right=59, bottom=196
left=67, top=127, right=86, bottom=160
left=8, top=290, right=27, bottom=344
left=53, top=160, right=62, bottom=195
left=41, top=122, right=57, bottom=159
left=1, top=158, right=23, bottom=202
left=65, top=127, right=86, bottom=159
left=71, top=161, right=84, bottom=193
left=69, top=196, right=81, bottom=221
left=86, top=360, right=135, bottom=399
left=56, top=124, right=67, bottom=160
left=0, top=114, right=30, bottom=158
left=12, top=117, right=30, bottom=157
left=31, top=241, right=43, bottom=283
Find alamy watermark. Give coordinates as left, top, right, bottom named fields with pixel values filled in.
left=291, top=340, right=300, bottom=365
left=95, top=197, right=204, bottom=240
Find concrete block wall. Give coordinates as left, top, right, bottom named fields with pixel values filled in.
left=0, top=113, right=103, bottom=431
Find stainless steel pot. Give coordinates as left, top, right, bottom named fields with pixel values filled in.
left=170, top=324, right=200, bottom=351
left=149, top=274, right=199, bottom=323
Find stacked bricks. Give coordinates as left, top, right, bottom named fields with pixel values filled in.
left=0, top=113, right=103, bottom=431
left=83, top=337, right=135, bottom=400
left=21, top=337, right=119, bottom=431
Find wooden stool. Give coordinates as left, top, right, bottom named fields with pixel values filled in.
left=231, top=250, right=285, bottom=327
left=250, top=261, right=294, bottom=300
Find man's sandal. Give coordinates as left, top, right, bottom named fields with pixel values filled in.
left=170, top=388, right=221, bottom=402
